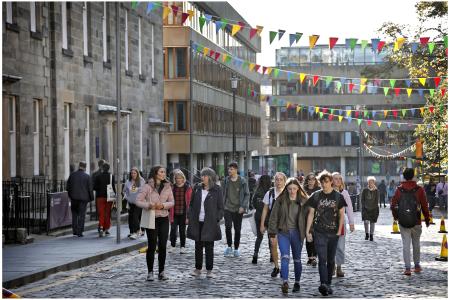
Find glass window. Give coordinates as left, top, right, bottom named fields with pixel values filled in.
left=168, top=102, right=174, bottom=131
left=176, top=102, right=186, bottom=131
left=312, top=132, right=319, bottom=146
left=345, top=132, right=352, bottom=146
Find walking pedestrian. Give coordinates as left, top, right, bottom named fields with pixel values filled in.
left=391, top=168, right=430, bottom=275
left=248, top=171, right=257, bottom=209
left=251, top=175, right=272, bottom=264
left=260, top=172, right=287, bottom=277
left=168, top=169, right=192, bottom=254
left=425, top=177, right=437, bottom=212
left=135, top=166, right=174, bottom=281
left=268, top=178, right=309, bottom=294
left=123, top=167, right=146, bottom=240
left=305, top=170, right=346, bottom=296
left=92, top=159, right=105, bottom=185
left=303, top=172, right=321, bottom=267
left=66, top=161, right=93, bottom=237
left=378, top=179, right=387, bottom=208
left=436, top=177, right=448, bottom=211
left=223, top=161, right=250, bottom=258
left=93, top=162, right=115, bottom=237
left=387, top=180, right=396, bottom=205
left=361, top=176, right=380, bottom=241
left=331, top=172, right=355, bottom=277
left=187, top=167, right=224, bottom=278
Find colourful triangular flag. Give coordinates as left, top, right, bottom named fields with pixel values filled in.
left=278, top=29, right=286, bottom=40
left=406, top=88, right=412, bottom=97
left=419, top=78, right=426, bottom=86
left=309, top=35, right=319, bottom=49
left=420, top=37, right=430, bottom=47
left=299, top=73, right=306, bottom=83
left=428, top=42, right=435, bottom=54
left=199, top=15, right=206, bottom=33
left=295, top=32, right=303, bottom=43
left=405, top=79, right=411, bottom=87
left=269, top=31, right=277, bottom=44
left=319, top=112, right=324, bottom=119
left=325, top=76, right=333, bottom=88
left=171, top=5, right=179, bottom=17
left=434, top=77, right=441, bottom=87
left=394, top=88, right=400, bottom=96
left=383, top=87, right=389, bottom=96
left=441, top=88, right=446, bottom=96
left=377, top=121, right=382, bottom=127
left=289, top=34, right=297, bottom=46
left=347, top=38, right=358, bottom=50
left=394, top=37, right=406, bottom=51
left=349, top=83, right=355, bottom=93
left=338, top=115, right=343, bottom=122
left=378, top=41, right=386, bottom=53
left=411, top=42, right=419, bottom=53
left=361, top=40, right=368, bottom=51
left=357, top=119, right=362, bottom=125
left=336, top=81, right=342, bottom=92
left=329, top=37, right=338, bottom=50
left=429, top=89, right=435, bottom=97
left=401, top=109, right=407, bottom=117
left=313, top=75, right=319, bottom=86
left=273, top=68, right=280, bottom=78
left=146, top=3, right=154, bottom=14
left=181, top=12, right=189, bottom=24
left=163, top=7, right=171, bottom=20
left=390, top=79, right=396, bottom=88
left=231, top=24, right=241, bottom=36
left=131, top=1, right=138, bottom=10
left=250, top=28, right=258, bottom=40
left=256, top=25, right=264, bottom=36
left=371, top=38, right=380, bottom=52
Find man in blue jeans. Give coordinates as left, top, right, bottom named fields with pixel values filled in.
left=306, top=170, right=346, bottom=296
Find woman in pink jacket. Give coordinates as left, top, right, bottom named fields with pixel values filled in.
left=331, top=172, right=355, bottom=278
left=136, top=166, right=174, bottom=281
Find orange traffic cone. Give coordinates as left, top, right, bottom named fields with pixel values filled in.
left=429, top=213, right=435, bottom=225
left=435, top=234, right=448, bottom=261
left=438, top=217, right=448, bottom=233
left=2, top=288, right=20, bottom=298
left=391, top=220, right=401, bottom=234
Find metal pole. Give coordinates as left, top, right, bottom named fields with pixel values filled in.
left=189, top=40, right=194, bottom=184
left=358, top=123, right=363, bottom=210
left=245, top=94, right=249, bottom=177
left=438, top=122, right=441, bottom=176
left=115, top=2, right=121, bottom=244
left=232, top=87, right=236, bottom=162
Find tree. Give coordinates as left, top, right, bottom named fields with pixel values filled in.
left=376, top=2, right=448, bottom=174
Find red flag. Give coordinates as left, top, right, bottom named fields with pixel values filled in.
left=262, top=67, right=267, bottom=74
left=441, top=88, right=447, bottom=96
left=313, top=75, right=319, bottom=86
left=181, top=13, right=189, bottom=24
left=434, top=77, right=441, bottom=87
left=429, top=106, right=435, bottom=113
left=420, top=37, right=430, bottom=47
left=249, top=28, right=258, bottom=40
left=209, top=50, right=215, bottom=57
left=393, top=110, right=398, bottom=118
left=323, top=108, right=328, bottom=114
left=329, top=37, right=339, bottom=50
left=377, top=41, right=385, bottom=53
left=355, top=111, right=359, bottom=118
left=349, top=83, right=355, bottom=93
left=328, top=114, right=334, bottom=121
left=394, top=87, right=400, bottom=96
left=171, top=5, right=179, bottom=17
left=254, top=64, right=261, bottom=72
left=367, top=120, right=372, bottom=126
left=214, top=52, right=220, bottom=61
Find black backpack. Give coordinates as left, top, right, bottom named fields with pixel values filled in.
left=397, top=187, right=420, bottom=228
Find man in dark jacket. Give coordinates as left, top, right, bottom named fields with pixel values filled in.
left=67, top=161, right=94, bottom=237
left=378, top=179, right=387, bottom=208
left=391, top=168, right=430, bottom=276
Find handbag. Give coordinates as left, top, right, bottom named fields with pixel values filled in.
left=106, top=173, right=116, bottom=202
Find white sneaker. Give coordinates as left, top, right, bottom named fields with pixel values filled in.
left=168, top=246, right=176, bottom=253
left=129, top=233, right=137, bottom=240
left=146, top=271, right=154, bottom=281
left=180, top=247, right=187, bottom=254
left=191, top=269, right=201, bottom=276
left=206, top=270, right=215, bottom=278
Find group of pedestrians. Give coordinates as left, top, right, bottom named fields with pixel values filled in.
left=66, top=160, right=439, bottom=296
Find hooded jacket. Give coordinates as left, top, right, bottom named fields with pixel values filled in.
left=391, top=180, right=430, bottom=226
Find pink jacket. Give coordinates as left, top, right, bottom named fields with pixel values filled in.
left=135, top=179, right=174, bottom=218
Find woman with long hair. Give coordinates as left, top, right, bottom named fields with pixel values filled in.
left=303, top=173, right=321, bottom=267
left=268, top=177, right=309, bottom=294
left=124, top=167, right=146, bottom=239
left=251, top=175, right=272, bottom=264
left=187, top=167, right=224, bottom=278
left=361, top=176, right=380, bottom=241
left=260, top=172, right=287, bottom=278
left=331, top=172, right=355, bottom=277
left=136, top=166, right=174, bottom=281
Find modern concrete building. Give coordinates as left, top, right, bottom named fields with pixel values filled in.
left=163, top=2, right=262, bottom=178
left=3, top=2, right=164, bottom=180
left=263, top=44, right=424, bottom=182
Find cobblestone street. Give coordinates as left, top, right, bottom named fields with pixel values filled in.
left=15, top=207, right=448, bottom=298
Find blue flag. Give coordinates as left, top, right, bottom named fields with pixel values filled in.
left=371, top=38, right=380, bottom=52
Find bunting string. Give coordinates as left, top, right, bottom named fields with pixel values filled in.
left=363, top=143, right=416, bottom=160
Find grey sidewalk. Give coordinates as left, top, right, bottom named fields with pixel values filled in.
left=2, top=224, right=147, bottom=289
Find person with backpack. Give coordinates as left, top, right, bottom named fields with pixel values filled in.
left=360, top=176, right=379, bottom=241
left=260, top=172, right=287, bottom=278
left=303, top=173, right=321, bottom=267
left=251, top=175, right=272, bottom=264
left=391, top=168, right=430, bottom=276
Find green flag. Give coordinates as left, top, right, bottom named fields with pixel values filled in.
left=357, top=119, right=362, bottom=125
left=384, top=87, right=389, bottom=96
left=401, top=109, right=407, bottom=117
left=269, top=31, right=277, bottom=44
left=336, top=81, right=342, bottom=92
left=242, top=61, right=249, bottom=70
left=295, top=32, right=303, bottom=43
left=131, top=1, right=138, bottom=9
left=330, top=108, right=334, bottom=115
left=364, top=110, right=368, bottom=118
left=319, top=112, right=324, bottom=119
left=429, top=89, right=435, bottom=97
left=444, top=36, right=448, bottom=48
left=225, top=55, right=232, bottom=64
left=349, top=38, right=357, bottom=50
left=361, top=40, right=368, bottom=50
left=428, top=42, right=435, bottom=54
left=199, top=16, right=206, bottom=33
left=273, top=68, right=280, bottom=78
left=390, top=79, right=396, bottom=88
left=221, top=18, right=228, bottom=30
left=325, top=76, right=332, bottom=87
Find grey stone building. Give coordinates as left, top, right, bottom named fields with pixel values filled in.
left=3, top=2, right=164, bottom=180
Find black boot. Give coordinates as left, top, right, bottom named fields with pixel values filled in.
left=365, top=233, right=369, bottom=240
left=370, top=234, right=374, bottom=241
left=252, top=255, right=257, bottom=264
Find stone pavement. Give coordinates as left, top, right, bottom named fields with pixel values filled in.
left=11, top=207, right=449, bottom=298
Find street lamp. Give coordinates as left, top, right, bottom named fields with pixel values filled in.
left=231, top=75, right=238, bottom=162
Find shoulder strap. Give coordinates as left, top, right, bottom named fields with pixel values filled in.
left=110, top=173, right=112, bottom=185
left=269, top=188, right=276, bottom=210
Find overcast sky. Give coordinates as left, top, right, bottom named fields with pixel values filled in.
left=228, top=0, right=430, bottom=66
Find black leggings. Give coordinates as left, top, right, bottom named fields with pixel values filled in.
left=170, top=214, right=186, bottom=247
left=145, top=217, right=169, bottom=274
left=253, top=217, right=271, bottom=257
left=128, top=203, right=142, bottom=234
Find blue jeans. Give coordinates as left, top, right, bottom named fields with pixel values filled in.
left=314, top=231, right=339, bottom=285
left=277, top=229, right=303, bottom=282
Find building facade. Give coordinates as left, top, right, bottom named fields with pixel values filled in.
left=3, top=2, right=164, bottom=180
left=163, top=2, right=262, bottom=179
left=264, top=44, right=424, bottom=183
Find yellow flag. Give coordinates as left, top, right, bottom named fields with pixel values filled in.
left=267, top=68, right=273, bottom=75
left=286, top=102, right=291, bottom=108
left=309, top=35, right=319, bottom=49
left=300, top=73, right=306, bottom=83
left=231, top=24, right=241, bottom=36
left=249, top=63, right=255, bottom=71
left=377, top=121, right=382, bottom=127
left=203, top=47, right=209, bottom=56
left=163, top=7, right=171, bottom=20
left=419, top=78, right=426, bottom=86
left=361, top=78, right=367, bottom=85
left=360, top=85, right=366, bottom=93
left=407, top=88, right=412, bottom=97
left=315, top=107, right=319, bottom=113
left=260, top=95, right=265, bottom=101
left=338, top=115, right=343, bottom=122
left=346, top=110, right=351, bottom=117
left=420, top=107, right=424, bottom=115
left=187, top=10, right=194, bottom=21
left=397, top=37, right=406, bottom=50
left=296, top=106, right=301, bottom=113
left=256, top=25, right=264, bottom=36
left=384, top=110, right=388, bottom=118
left=222, top=54, right=228, bottom=63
